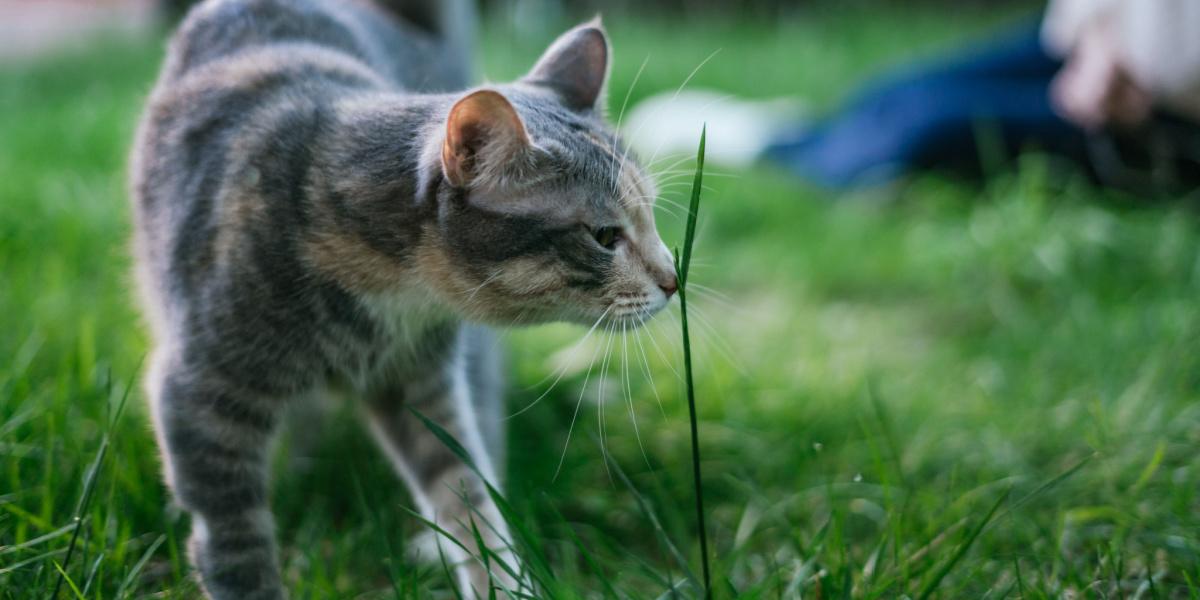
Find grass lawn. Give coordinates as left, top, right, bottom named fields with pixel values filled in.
left=2, top=3, right=1199, bottom=598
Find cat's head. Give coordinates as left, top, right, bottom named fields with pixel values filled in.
left=419, top=21, right=677, bottom=328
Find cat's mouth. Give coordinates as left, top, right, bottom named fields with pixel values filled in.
left=601, top=297, right=669, bottom=328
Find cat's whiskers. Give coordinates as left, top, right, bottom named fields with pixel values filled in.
left=631, top=310, right=667, bottom=417
left=650, top=172, right=695, bottom=186
left=638, top=308, right=683, bottom=383
left=619, top=48, right=722, bottom=198
left=649, top=152, right=695, bottom=174
left=627, top=199, right=681, bottom=221
left=608, top=55, right=650, bottom=192
left=641, top=49, right=723, bottom=171
left=651, top=181, right=702, bottom=194
left=683, top=302, right=747, bottom=375
left=461, top=268, right=505, bottom=305
left=620, top=320, right=653, bottom=469
left=594, top=322, right=618, bottom=483
left=507, top=304, right=613, bottom=419
left=644, top=194, right=691, bottom=215
left=553, top=320, right=611, bottom=481
left=652, top=168, right=739, bottom=180
left=688, top=284, right=745, bottom=315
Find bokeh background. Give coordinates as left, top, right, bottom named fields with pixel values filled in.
left=2, top=0, right=1198, bottom=597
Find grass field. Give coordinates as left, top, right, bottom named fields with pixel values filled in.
left=2, top=4, right=1199, bottom=598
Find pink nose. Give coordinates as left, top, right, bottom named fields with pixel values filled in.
left=659, top=278, right=678, bottom=298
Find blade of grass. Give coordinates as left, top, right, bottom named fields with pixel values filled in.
left=435, top=535, right=466, bottom=600
left=672, top=124, right=711, bottom=599
left=0, top=522, right=74, bottom=556
left=678, top=124, right=706, bottom=289
left=52, top=561, right=86, bottom=600
left=545, top=501, right=619, bottom=599
left=993, top=453, right=1094, bottom=526
left=351, top=472, right=405, bottom=599
left=407, top=407, right=557, bottom=594
left=604, top=449, right=697, bottom=585
left=51, top=365, right=136, bottom=600
left=115, top=534, right=166, bottom=599
left=916, top=488, right=1010, bottom=600
left=466, top=514, right=496, bottom=600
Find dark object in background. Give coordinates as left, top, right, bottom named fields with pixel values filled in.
left=762, top=19, right=1200, bottom=196
left=764, top=22, right=1088, bottom=187
left=1089, top=116, right=1200, bottom=196
left=159, top=0, right=193, bottom=20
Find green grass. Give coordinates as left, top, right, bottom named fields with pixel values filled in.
left=3, top=4, right=1200, bottom=598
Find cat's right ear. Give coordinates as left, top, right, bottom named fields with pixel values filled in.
left=442, top=90, right=530, bottom=188
left=524, top=20, right=609, bottom=113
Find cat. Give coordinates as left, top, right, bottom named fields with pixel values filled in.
left=129, top=0, right=677, bottom=597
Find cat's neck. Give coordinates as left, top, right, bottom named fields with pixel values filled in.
left=321, top=91, right=453, bottom=203
left=304, top=91, right=455, bottom=296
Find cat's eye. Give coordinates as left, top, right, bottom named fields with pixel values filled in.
left=592, top=226, right=622, bottom=250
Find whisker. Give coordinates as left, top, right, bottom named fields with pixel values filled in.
left=629, top=201, right=682, bottom=221
left=651, top=169, right=740, bottom=180
left=640, top=310, right=683, bottom=382
left=645, top=151, right=693, bottom=168
left=653, top=196, right=693, bottom=213
left=643, top=49, right=723, bottom=169
left=688, top=304, right=748, bottom=375
left=651, top=154, right=696, bottom=175
left=553, top=323, right=611, bottom=482
left=634, top=311, right=667, bottom=418
left=670, top=49, right=722, bottom=103
left=689, top=288, right=746, bottom=317
left=648, top=181, right=696, bottom=190
left=461, top=268, right=504, bottom=303
left=595, top=324, right=618, bottom=483
left=689, top=285, right=745, bottom=314
left=610, top=55, right=650, bottom=192
left=650, top=173, right=697, bottom=186
left=508, top=305, right=613, bottom=419
left=622, top=321, right=652, bottom=469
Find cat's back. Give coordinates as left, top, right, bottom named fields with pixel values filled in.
left=128, top=0, right=471, bottom=378
left=131, top=0, right=469, bottom=284
left=159, top=0, right=470, bottom=93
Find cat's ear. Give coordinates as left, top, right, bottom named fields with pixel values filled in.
left=441, top=90, right=530, bottom=188
left=525, top=19, right=609, bottom=113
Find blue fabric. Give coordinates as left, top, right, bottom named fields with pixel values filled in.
left=765, top=20, right=1089, bottom=187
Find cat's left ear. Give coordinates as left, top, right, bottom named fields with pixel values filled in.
left=525, top=18, right=610, bottom=113
left=441, top=90, right=530, bottom=188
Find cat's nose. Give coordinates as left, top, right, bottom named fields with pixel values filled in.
left=658, top=278, right=677, bottom=298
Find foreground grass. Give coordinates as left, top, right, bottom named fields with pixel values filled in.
left=2, top=5, right=1199, bottom=598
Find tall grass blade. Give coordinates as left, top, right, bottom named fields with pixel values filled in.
left=51, top=365, right=136, bottom=599
left=679, top=125, right=705, bottom=289
left=604, top=450, right=697, bottom=585
left=916, top=488, right=1010, bottom=600
left=350, top=472, right=405, bottom=599
left=115, top=534, right=166, bottom=599
left=672, top=124, right=712, bottom=598
left=545, top=501, right=620, bottom=599
left=407, top=407, right=557, bottom=594
left=51, top=561, right=86, bottom=600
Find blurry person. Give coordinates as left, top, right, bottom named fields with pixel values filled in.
left=625, top=0, right=1200, bottom=194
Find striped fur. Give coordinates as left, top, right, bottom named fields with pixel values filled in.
left=131, top=0, right=675, bottom=597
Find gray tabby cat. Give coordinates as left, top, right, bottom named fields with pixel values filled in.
left=130, top=0, right=677, bottom=597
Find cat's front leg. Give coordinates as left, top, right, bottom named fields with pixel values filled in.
left=363, top=359, right=521, bottom=597
left=148, top=352, right=287, bottom=600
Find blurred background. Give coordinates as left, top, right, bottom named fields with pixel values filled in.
left=2, top=0, right=1198, bottom=598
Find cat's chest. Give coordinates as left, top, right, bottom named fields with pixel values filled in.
left=335, top=291, right=460, bottom=389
